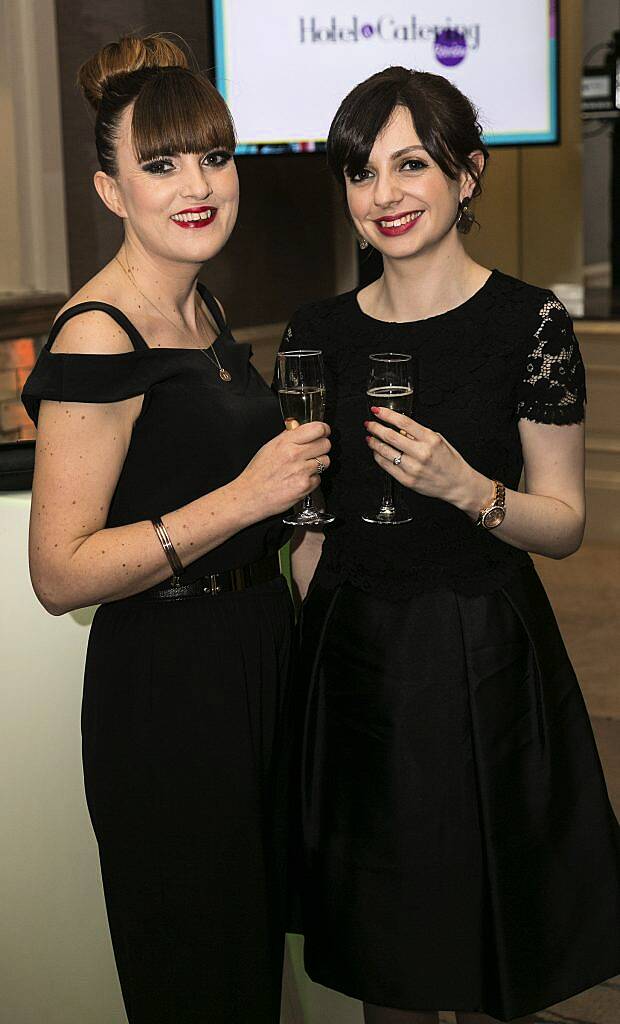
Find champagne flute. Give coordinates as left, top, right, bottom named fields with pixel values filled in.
left=277, top=349, right=335, bottom=527
left=363, top=352, right=414, bottom=525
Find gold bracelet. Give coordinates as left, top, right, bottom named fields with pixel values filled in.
left=151, top=517, right=184, bottom=577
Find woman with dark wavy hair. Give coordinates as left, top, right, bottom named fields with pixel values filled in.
left=280, top=66, right=620, bottom=1024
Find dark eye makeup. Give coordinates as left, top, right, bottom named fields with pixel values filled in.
left=401, top=158, right=428, bottom=171
left=142, top=158, right=176, bottom=175
left=203, top=149, right=233, bottom=166
left=348, top=168, right=372, bottom=184
left=348, top=156, right=428, bottom=183
left=141, top=150, right=233, bottom=175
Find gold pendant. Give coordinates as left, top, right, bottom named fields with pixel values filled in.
left=219, top=368, right=232, bottom=382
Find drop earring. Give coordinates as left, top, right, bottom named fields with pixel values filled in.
left=456, top=196, right=474, bottom=232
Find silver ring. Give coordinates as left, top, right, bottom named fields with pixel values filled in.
left=393, top=453, right=402, bottom=466
left=314, top=458, right=325, bottom=474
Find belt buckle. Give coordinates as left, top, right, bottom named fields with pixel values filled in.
left=202, top=573, right=220, bottom=596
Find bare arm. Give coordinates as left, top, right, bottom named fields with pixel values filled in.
left=366, top=411, right=585, bottom=560
left=459, top=419, right=585, bottom=558
left=30, top=314, right=331, bottom=615
left=290, top=528, right=324, bottom=603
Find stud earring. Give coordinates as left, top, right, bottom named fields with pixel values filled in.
left=359, top=237, right=369, bottom=250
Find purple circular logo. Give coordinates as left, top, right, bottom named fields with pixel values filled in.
left=361, top=23, right=374, bottom=38
left=434, top=29, right=467, bottom=67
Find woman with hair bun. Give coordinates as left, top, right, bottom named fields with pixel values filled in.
left=22, top=33, right=330, bottom=1024
left=280, top=67, right=620, bottom=1024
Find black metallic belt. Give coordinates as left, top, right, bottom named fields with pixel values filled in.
left=136, top=552, right=282, bottom=602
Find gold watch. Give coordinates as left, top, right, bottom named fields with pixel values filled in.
left=475, top=480, right=506, bottom=530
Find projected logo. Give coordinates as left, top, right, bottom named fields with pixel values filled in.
left=299, top=16, right=480, bottom=66
left=434, top=28, right=467, bottom=67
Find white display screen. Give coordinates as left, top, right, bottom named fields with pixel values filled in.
left=213, top=0, right=558, bottom=153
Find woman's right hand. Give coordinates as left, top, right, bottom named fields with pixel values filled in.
left=235, top=422, right=331, bottom=520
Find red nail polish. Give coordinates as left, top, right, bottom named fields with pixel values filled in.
left=370, top=406, right=381, bottom=415
left=365, top=435, right=372, bottom=443
left=363, top=420, right=369, bottom=428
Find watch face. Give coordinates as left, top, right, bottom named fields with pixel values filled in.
left=483, top=506, right=505, bottom=529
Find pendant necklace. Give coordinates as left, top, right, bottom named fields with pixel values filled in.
left=114, top=249, right=232, bottom=382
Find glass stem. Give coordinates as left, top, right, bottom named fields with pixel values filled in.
left=381, top=470, right=395, bottom=513
left=302, top=494, right=314, bottom=513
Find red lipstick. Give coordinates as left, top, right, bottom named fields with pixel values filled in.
left=373, top=210, right=424, bottom=237
left=170, top=205, right=217, bottom=229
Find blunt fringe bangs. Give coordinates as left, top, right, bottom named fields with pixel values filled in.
left=131, top=68, right=236, bottom=163
left=93, top=66, right=236, bottom=175
left=327, top=66, right=488, bottom=214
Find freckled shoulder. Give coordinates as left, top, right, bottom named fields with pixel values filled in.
left=49, top=310, right=136, bottom=356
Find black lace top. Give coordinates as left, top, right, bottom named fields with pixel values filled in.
left=279, top=270, right=586, bottom=599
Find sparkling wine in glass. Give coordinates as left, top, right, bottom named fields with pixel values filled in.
left=363, top=352, right=414, bottom=525
left=277, top=349, right=335, bottom=527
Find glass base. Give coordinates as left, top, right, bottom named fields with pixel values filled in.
left=361, top=506, right=413, bottom=525
left=283, top=508, right=336, bottom=527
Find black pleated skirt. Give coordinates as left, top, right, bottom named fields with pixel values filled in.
left=295, top=563, right=620, bottom=1021
left=82, top=576, right=294, bottom=1024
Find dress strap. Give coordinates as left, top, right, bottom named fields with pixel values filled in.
left=45, top=302, right=149, bottom=352
left=197, top=282, right=227, bottom=333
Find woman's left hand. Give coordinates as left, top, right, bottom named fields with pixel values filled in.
left=365, top=406, right=491, bottom=513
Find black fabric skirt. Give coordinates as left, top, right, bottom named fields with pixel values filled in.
left=295, top=563, right=620, bottom=1021
left=82, top=576, right=294, bottom=1024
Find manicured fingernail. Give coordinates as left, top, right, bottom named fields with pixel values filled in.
left=363, top=420, right=369, bottom=428
left=370, top=406, right=381, bottom=415
left=365, top=435, right=372, bottom=443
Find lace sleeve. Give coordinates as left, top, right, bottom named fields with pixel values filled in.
left=516, top=295, right=586, bottom=425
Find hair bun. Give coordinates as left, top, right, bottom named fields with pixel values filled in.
left=77, top=33, right=189, bottom=111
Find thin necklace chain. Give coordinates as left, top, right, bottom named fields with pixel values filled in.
left=114, top=248, right=232, bottom=382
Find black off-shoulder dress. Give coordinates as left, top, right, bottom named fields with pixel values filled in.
left=22, top=285, right=293, bottom=1024
left=280, top=271, right=620, bottom=1021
